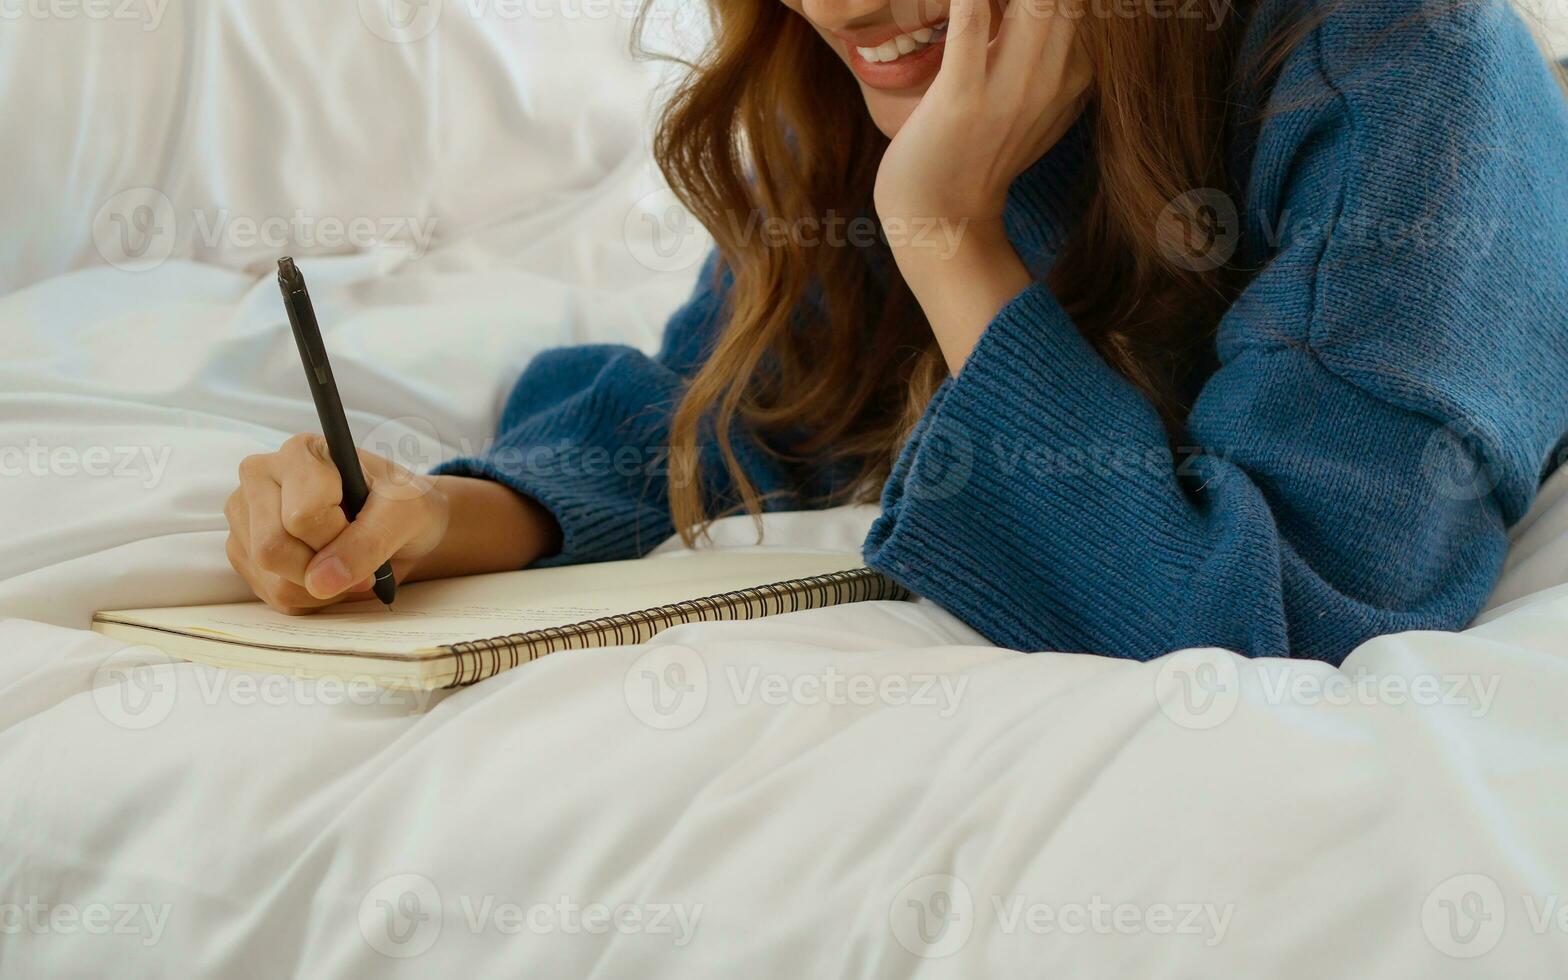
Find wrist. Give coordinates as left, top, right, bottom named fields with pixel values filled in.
left=396, top=477, right=452, bottom=583
left=890, top=222, right=1033, bottom=373
left=407, top=476, right=560, bottom=582
left=888, top=216, right=1015, bottom=280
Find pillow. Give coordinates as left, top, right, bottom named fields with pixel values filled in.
left=0, top=0, right=696, bottom=290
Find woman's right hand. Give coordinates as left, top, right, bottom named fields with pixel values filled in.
left=224, top=433, right=450, bottom=614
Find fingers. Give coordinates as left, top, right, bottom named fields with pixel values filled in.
left=227, top=435, right=363, bottom=612
left=995, top=0, right=1077, bottom=82
left=246, top=474, right=316, bottom=586
left=223, top=488, right=250, bottom=543
left=937, top=0, right=993, bottom=92
left=358, top=446, right=437, bottom=504
left=226, top=434, right=425, bottom=609
left=304, top=492, right=415, bottom=600
left=276, top=433, right=348, bottom=549
left=226, top=533, right=369, bottom=615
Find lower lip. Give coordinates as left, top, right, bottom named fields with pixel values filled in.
left=846, top=39, right=947, bottom=91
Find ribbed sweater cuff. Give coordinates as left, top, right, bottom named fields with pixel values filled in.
left=865, top=283, right=1188, bottom=653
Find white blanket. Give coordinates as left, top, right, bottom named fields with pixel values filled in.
left=4, top=234, right=1568, bottom=976
left=5, top=7, right=1568, bottom=974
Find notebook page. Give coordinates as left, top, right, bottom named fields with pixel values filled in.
left=96, top=551, right=868, bottom=657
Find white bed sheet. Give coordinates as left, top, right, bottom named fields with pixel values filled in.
left=4, top=76, right=1568, bottom=979
left=3, top=233, right=1568, bottom=977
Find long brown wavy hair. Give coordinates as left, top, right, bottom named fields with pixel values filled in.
left=642, top=0, right=1302, bottom=542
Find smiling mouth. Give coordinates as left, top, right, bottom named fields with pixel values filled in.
left=852, top=21, right=950, bottom=64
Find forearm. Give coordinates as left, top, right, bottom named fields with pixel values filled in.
left=891, top=222, right=1034, bottom=373
left=406, top=475, right=562, bottom=582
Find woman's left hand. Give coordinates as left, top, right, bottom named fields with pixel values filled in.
left=873, top=0, right=1089, bottom=230
left=873, top=0, right=1090, bottom=373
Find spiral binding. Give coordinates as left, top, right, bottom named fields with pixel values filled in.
left=441, top=567, right=910, bottom=687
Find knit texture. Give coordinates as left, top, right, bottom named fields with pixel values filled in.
left=436, top=0, right=1568, bottom=663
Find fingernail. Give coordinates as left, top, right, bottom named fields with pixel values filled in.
left=306, top=555, right=350, bottom=598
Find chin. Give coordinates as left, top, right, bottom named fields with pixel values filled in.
left=862, top=86, right=928, bottom=139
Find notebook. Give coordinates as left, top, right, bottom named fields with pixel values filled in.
left=91, top=552, right=910, bottom=690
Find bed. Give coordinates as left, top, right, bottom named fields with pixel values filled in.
left=4, top=4, right=1568, bottom=977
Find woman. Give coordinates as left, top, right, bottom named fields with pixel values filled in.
left=224, top=0, right=1568, bottom=663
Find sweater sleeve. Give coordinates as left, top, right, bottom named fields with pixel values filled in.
left=432, top=253, right=800, bottom=566
left=865, top=4, right=1568, bottom=664
left=865, top=286, right=1515, bottom=663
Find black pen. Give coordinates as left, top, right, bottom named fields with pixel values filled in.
left=276, top=257, right=397, bottom=608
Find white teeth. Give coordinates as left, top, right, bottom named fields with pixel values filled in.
left=855, top=22, right=946, bottom=64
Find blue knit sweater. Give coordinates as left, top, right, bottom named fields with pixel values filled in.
left=437, top=0, right=1568, bottom=664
